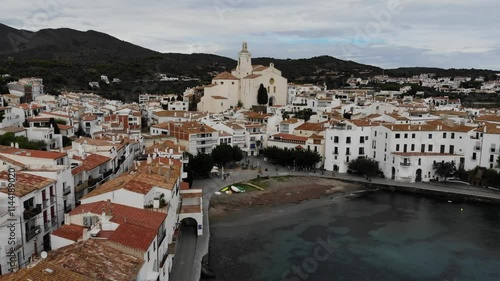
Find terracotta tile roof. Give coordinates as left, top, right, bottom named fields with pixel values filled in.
left=70, top=201, right=166, bottom=252
left=253, top=65, right=269, bottom=72
left=180, top=182, right=190, bottom=190
left=47, top=239, right=143, bottom=281
left=213, top=71, right=238, bottom=80
left=81, top=115, right=97, bottom=121
left=52, top=224, right=86, bottom=242
left=0, top=145, right=67, bottom=160
left=272, top=133, right=308, bottom=142
left=349, top=119, right=379, bottom=127
left=211, top=95, right=228, bottom=100
left=295, top=122, right=325, bottom=132
left=1, top=259, right=94, bottom=281
left=0, top=154, right=27, bottom=168
left=71, top=153, right=111, bottom=175
left=244, top=111, right=272, bottom=119
left=73, top=137, right=125, bottom=151
left=82, top=159, right=181, bottom=199
left=58, top=124, right=73, bottom=130
left=144, top=140, right=184, bottom=155
left=181, top=205, right=201, bottom=213
left=385, top=113, right=409, bottom=120
left=0, top=171, right=55, bottom=197
left=224, top=122, right=245, bottom=130
left=108, top=223, right=158, bottom=252
left=477, top=115, right=500, bottom=123
left=281, top=118, right=301, bottom=124
left=0, top=126, right=25, bottom=133
left=474, top=123, right=500, bottom=134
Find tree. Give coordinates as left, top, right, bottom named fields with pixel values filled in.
left=432, top=161, right=456, bottom=180
left=211, top=144, right=234, bottom=166
left=62, top=136, right=72, bottom=147
left=190, top=153, right=214, bottom=178
left=257, top=84, right=268, bottom=105
left=348, top=158, right=380, bottom=177
left=49, top=118, right=60, bottom=134
left=260, top=147, right=321, bottom=170
left=177, top=94, right=183, bottom=101
left=232, top=145, right=243, bottom=162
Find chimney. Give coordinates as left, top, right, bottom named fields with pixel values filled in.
left=106, top=199, right=112, bottom=216
left=15, top=143, right=19, bottom=149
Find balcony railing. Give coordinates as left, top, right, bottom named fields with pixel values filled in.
left=23, top=205, right=42, bottom=220
left=75, top=181, right=89, bottom=193
left=400, top=162, right=411, bottom=167
left=42, top=199, right=49, bottom=209
left=63, top=186, right=71, bottom=196
left=51, top=217, right=57, bottom=226
left=26, top=226, right=41, bottom=242
left=103, top=169, right=113, bottom=179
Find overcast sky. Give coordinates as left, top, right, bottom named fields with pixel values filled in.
left=2, top=0, right=500, bottom=70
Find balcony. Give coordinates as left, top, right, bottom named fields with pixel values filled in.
left=44, top=221, right=51, bottom=232
left=42, top=199, right=49, bottom=209
left=65, top=204, right=72, bottom=213
left=400, top=162, right=411, bottom=167
left=26, top=226, right=41, bottom=242
left=51, top=217, right=57, bottom=226
left=103, top=169, right=113, bottom=179
left=75, top=181, right=89, bottom=193
left=23, top=205, right=42, bottom=220
left=63, top=186, right=71, bottom=196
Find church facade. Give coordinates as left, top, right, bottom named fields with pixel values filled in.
left=197, top=43, right=288, bottom=113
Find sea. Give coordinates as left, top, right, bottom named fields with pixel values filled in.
left=208, top=189, right=500, bottom=281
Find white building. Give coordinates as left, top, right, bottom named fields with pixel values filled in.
left=198, top=43, right=288, bottom=113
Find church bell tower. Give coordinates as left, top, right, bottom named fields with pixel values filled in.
left=236, top=42, right=252, bottom=78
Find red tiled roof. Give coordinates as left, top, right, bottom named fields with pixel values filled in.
left=52, top=224, right=86, bottom=242
left=0, top=171, right=55, bottom=197
left=0, top=145, right=66, bottom=160
left=213, top=72, right=238, bottom=80
left=108, top=223, right=157, bottom=252
left=272, top=133, right=308, bottom=142
left=295, top=122, right=325, bottom=132
left=72, top=153, right=111, bottom=175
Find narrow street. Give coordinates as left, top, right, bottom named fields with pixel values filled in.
left=169, top=225, right=197, bottom=281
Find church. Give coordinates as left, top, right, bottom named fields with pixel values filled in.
left=197, top=43, right=288, bottom=113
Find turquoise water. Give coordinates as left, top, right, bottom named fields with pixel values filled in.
left=209, top=191, right=500, bottom=281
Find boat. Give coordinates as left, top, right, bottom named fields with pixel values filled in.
left=230, top=185, right=245, bottom=193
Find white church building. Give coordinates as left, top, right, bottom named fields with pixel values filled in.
left=198, top=43, right=288, bottom=113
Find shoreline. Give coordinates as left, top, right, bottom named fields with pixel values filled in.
left=208, top=176, right=363, bottom=219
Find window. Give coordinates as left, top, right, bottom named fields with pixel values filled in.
left=395, top=134, right=401, bottom=139
left=148, top=251, right=150, bottom=261
left=412, top=133, right=416, bottom=139
left=404, top=133, right=408, bottom=139
left=346, top=148, right=350, bottom=155
left=421, top=144, right=425, bottom=153
left=396, top=144, right=400, bottom=151
left=411, top=144, right=415, bottom=151
left=472, top=152, right=477, bottom=160
left=428, top=134, right=432, bottom=139
left=440, top=145, right=445, bottom=154
left=373, top=151, right=376, bottom=158
left=360, top=136, right=365, bottom=143
left=490, top=155, right=494, bottom=162
left=385, top=133, right=388, bottom=139
left=418, top=158, right=421, bottom=165
left=359, top=147, right=365, bottom=155
left=443, top=133, right=447, bottom=138
left=428, top=145, right=433, bottom=152
left=346, top=137, right=351, bottom=144
left=334, top=147, right=338, bottom=155
left=334, top=136, right=339, bottom=143
left=375, top=131, right=377, bottom=137
left=451, top=133, right=455, bottom=139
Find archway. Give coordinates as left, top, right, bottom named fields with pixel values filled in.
left=268, top=96, right=276, bottom=106
left=415, top=169, right=422, bottom=182
left=391, top=167, right=396, bottom=180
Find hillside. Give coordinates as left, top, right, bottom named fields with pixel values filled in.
left=1, top=23, right=494, bottom=102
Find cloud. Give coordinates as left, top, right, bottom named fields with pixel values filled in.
left=1, top=0, right=499, bottom=69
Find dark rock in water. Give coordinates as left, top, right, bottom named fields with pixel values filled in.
left=200, top=265, right=216, bottom=279
left=200, top=254, right=216, bottom=280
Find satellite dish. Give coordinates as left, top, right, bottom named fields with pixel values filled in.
left=41, top=251, right=48, bottom=259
